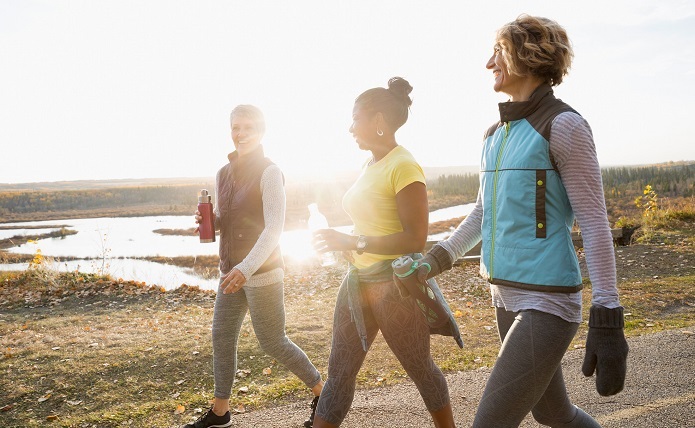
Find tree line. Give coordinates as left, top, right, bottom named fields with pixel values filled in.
left=0, top=184, right=213, bottom=218
left=427, top=162, right=695, bottom=203
left=0, top=162, right=692, bottom=222
left=602, top=162, right=694, bottom=199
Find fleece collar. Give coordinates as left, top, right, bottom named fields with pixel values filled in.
left=498, top=84, right=555, bottom=123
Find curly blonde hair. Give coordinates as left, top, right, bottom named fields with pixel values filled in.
left=496, top=14, right=573, bottom=86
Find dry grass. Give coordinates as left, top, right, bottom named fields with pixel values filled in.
left=2, top=252, right=694, bottom=427
left=1, top=219, right=693, bottom=426
left=0, top=262, right=500, bottom=427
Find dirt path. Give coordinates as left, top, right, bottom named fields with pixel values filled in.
left=203, top=328, right=695, bottom=427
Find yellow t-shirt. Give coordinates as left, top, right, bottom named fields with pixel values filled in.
left=342, top=145, right=426, bottom=269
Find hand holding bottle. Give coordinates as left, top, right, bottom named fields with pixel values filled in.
left=308, top=203, right=336, bottom=266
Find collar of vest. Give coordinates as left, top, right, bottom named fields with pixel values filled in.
left=227, top=146, right=270, bottom=180
left=228, top=145, right=265, bottom=165
left=497, top=83, right=554, bottom=122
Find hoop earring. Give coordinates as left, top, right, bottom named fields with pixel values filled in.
left=377, top=127, right=384, bottom=137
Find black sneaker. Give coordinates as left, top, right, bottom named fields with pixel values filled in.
left=182, top=406, right=232, bottom=428
left=303, top=396, right=319, bottom=428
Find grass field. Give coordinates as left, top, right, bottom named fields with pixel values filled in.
left=1, top=200, right=693, bottom=427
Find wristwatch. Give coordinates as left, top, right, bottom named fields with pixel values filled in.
left=355, top=235, right=368, bottom=255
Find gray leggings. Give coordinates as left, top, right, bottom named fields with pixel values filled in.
left=472, top=308, right=601, bottom=428
left=211, top=280, right=321, bottom=399
left=315, top=278, right=450, bottom=425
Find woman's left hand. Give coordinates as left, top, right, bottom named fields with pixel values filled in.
left=221, top=268, right=247, bottom=294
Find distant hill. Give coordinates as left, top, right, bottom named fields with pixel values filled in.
left=0, top=166, right=481, bottom=191
left=423, top=165, right=479, bottom=179
left=1, top=161, right=691, bottom=192
left=0, top=177, right=215, bottom=192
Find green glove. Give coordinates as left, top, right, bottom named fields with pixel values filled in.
left=582, top=305, right=629, bottom=396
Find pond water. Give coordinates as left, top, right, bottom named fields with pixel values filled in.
left=0, top=203, right=474, bottom=290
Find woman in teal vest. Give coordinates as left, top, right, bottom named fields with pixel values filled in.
left=417, top=15, right=628, bottom=427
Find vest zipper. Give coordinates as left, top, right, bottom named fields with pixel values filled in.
left=490, top=122, right=511, bottom=279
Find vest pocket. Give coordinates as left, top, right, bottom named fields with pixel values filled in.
left=232, top=228, right=261, bottom=241
left=231, top=227, right=260, bottom=261
left=535, top=169, right=547, bottom=239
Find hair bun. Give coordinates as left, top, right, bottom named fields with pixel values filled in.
left=387, top=77, right=413, bottom=107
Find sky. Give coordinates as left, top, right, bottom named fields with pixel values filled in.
left=1, top=0, right=694, bottom=184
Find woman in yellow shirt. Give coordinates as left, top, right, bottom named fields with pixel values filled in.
left=310, top=77, right=456, bottom=428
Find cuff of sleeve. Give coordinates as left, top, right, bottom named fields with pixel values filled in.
left=588, top=305, right=624, bottom=329
left=427, top=244, right=454, bottom=277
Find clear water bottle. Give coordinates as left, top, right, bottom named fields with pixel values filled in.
left=307, top=203, right=337, bottom=267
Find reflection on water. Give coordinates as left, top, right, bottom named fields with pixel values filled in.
left=4, top=216, right=218, bottom=258
left=0, top=258, right=221, bottom=290
left=0, top=203, right=474, bottom=290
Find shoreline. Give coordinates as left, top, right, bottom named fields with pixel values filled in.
left=0, top=217, right=466, bottom=269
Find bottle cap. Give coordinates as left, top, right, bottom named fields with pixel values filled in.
left=392, top=255, right=416, bottom=276
left=199, top=189, right=212, bottom=203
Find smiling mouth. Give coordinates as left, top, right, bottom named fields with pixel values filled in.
left=493, top=70, right=501, bottom=78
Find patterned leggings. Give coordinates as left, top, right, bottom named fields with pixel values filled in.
left=315, top=278, right=450, bottom=425
left=472, top=308, right=601, bottom=428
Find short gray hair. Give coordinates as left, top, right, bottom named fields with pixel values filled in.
left=230, top=104, right=266, bottom=134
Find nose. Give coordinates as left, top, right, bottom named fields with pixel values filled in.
left=348, top=123, right=354, bottom=134
left=486, top=54, right=495, bottom=69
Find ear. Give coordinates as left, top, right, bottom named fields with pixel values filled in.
left=374, top=111, right=386, bottom=129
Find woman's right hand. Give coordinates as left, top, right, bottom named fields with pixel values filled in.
left=313, top=229, right=355, bottom=253
left=193, top=210, right=202, bottom=234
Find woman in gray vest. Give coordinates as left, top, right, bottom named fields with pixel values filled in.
left=184, top=105, right=323, bottom=428
left=415, top=15, right=628, bottom=427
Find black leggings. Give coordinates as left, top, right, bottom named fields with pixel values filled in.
left=472, top=308, right=600, bottom=428
left=315, top=279, right=450, bottom=425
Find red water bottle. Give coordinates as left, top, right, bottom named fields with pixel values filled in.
left=198, top=189, right=215, bottom=243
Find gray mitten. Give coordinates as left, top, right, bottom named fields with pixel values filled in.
left=581, top=305, right=629, bottom=396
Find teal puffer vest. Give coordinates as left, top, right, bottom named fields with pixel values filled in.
left=479, top=85, right=582, bottom=292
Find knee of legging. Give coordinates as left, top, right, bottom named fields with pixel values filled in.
left=256, top=331, right=290, bottom=351
left=403, top=361, right=445, bottom=388
left=325, top=373, right=358, bottom=391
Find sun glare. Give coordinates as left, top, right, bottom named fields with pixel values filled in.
left=279, top=229, right=321, bottom=265
left=279, top=226, right=350, bottom=267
